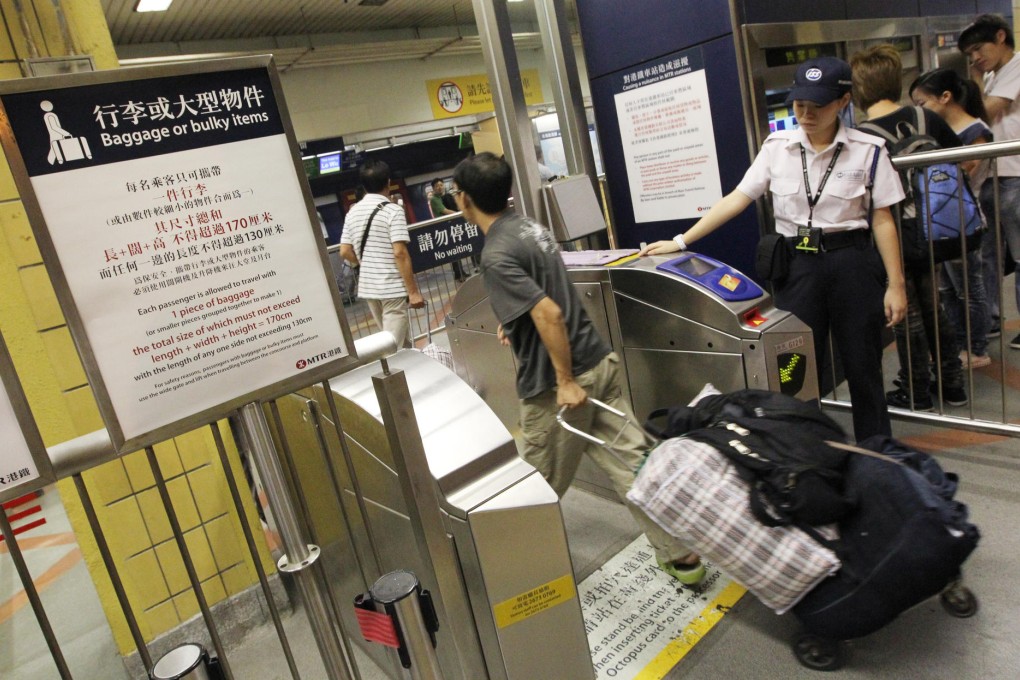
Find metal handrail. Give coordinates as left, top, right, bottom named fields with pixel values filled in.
left=888, top=138, right=1020, bottom=169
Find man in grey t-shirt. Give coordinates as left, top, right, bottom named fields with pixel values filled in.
left=451, top=153, right=704, bottom=586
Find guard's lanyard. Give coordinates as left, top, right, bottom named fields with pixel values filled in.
left=799, top=141, right=844, bottom=229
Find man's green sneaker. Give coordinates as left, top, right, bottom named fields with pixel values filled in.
left=658, top=559, right=706, bottom=586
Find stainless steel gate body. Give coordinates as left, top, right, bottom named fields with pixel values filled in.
left=446, top=253, right=817, bottom=499
left=277, top=350, right=593, bottom=680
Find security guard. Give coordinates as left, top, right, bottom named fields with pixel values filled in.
left=642, top=57, right=907, bottom=441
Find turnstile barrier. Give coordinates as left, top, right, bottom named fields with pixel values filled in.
left=446, top=252, right=817, bottom=500
left=276, top=351, right=595, bottom=680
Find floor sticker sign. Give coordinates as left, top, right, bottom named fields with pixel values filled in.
left=579, top=537, right=745, bottom=679
left=0, top=58, right=354, bottom=452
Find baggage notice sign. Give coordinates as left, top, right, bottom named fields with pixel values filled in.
left=0, top=58, right=354, bottom=452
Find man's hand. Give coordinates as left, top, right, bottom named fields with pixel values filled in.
left=639, top=240, right=681, bottom=256
left=408, top=290, right=425, bottom=309
left=496, top=323, right=510, bottom=347
left=557, top=379, right=588, bottom=409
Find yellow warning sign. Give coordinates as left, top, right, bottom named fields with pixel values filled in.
left=426, top=70, right=544, bottom=119
left=493, top=573, right=575, bottom=629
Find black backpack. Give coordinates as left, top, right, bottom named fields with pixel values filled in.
left=645, top=390, right=853, bottom=527
left=857, top=107, right=982, bottom=263
left=793, top=435, right=980, bottom=640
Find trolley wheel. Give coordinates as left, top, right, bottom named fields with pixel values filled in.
left=794, top=633, right=847, bottom=671
left=940, top=584, right=979, bottom=618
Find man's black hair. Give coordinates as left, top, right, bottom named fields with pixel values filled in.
left=959, top=14, right=1014, bottom=52
left=359, top=159, right=390, bottom=194
left=452, top=152, right=513, bottom=215
left=431, top=177, right=445, bottom=188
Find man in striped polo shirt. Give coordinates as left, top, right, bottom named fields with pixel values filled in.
left=340, top=159, right=424, bottom=347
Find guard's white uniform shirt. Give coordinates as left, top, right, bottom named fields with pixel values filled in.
left=736, top=124, right=905, bottom=238
left=984, top=52, right=1020, bottom=177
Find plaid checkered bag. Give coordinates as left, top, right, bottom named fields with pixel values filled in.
left=628, top=437, right=840, bottom=613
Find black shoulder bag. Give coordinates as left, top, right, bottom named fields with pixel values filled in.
left=755, top=231, right=789, bottom=283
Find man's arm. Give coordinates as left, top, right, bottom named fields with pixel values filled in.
left=529, top=296, right=587, bottom=408
left=339, top=243, right=358, bottom=266
left=985, top=95, right=1011, bottom=123
left=392, top=241, right=425, bottom=308
left=431, top=196, right=453, bottom=216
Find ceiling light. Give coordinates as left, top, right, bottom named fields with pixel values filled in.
left=135, top=0, right=173, bottom=12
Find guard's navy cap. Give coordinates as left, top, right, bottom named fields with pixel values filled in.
left=785, top=57, right=853, bottom=106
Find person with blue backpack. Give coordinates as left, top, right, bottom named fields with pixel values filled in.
left=851, top=45, right=968, bottom=412
left=910, top=68, right=994, bottom=370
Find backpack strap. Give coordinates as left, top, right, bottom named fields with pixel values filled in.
left=825, top=439, right=906, bottom=466
left=856, top=119, right=899, bottom=147
left=912, top=105, right=926, bottom=136
left=866, top=145, right=882, bottom=228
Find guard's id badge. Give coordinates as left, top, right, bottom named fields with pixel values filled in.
left=795, top=225, right=820, bottom=253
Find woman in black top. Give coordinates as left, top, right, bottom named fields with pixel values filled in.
left=851, top=45, right=967, bottom=411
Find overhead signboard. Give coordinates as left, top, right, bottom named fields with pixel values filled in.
left=426, top=70, right=543, bottom=119
left=0, top=333, right=53, bottom=503
left=0, top=57, right=356, bottom=452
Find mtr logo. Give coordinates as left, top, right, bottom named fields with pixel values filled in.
left=296, top=351, right=332, bottom=370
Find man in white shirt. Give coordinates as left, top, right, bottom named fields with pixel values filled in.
left=960, top=14, right=1020, bottom=349
left=340, top=159, right=424, bottom=347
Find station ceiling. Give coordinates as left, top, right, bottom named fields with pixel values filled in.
left=101, top=0, right=581, bottom=69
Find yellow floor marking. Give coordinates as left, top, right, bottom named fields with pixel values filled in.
left=633, top=582, right=747, bottom=679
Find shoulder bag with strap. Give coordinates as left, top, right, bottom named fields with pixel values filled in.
left=357, top=202, right=391, bottom=265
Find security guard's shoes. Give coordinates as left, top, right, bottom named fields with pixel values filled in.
left=658, top=559, right=707, bottom=586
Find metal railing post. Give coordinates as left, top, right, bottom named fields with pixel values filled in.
left=369, top=571, right=444, bottom=680
left=236, top=402, right=355, bottom=680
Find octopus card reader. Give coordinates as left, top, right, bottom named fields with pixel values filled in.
left=656, top=253, right=763, bottom=302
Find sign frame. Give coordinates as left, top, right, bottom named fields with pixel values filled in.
left=0, top=56, right=359, bottom=453
left=0, top=332, right=53, bottom=503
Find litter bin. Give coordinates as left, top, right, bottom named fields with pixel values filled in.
left=150, top=643, right=211, bottom=680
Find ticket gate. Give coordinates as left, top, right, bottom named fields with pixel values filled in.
left=273, top=350, right=593, bottom=680
left=446, top=252, right=817, bottom=499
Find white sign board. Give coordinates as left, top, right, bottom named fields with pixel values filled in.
left=0, top=334, right=51, bottom=503
left=0, top=58, right=354, bottom=451
left=614, top=54, right=723, bottom=223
